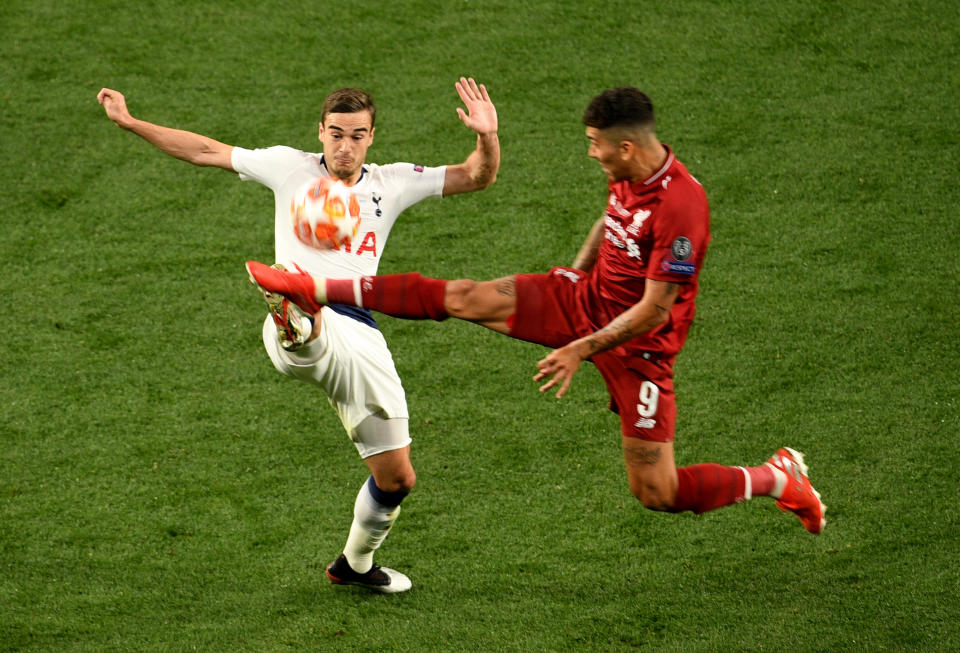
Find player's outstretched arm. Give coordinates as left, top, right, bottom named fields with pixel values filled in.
left=443, top=77, right=500, bottom=196
left=534, top=280, right=681, bottom=398
left=97, top=88, right=235, bottom=170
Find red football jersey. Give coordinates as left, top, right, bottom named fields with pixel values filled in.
left=578, top=145, right=711, bottom=359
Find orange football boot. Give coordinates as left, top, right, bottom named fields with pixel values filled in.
left=767, top=447, right=827, bottom=534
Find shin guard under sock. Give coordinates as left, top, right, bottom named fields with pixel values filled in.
left=673, top=464, right=749, bottom=514
left=326, top=273, right=448, bottom=320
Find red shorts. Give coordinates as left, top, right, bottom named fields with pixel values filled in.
left=510, top=267, right=677, bottom=442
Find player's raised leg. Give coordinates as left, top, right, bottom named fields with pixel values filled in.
left=671, top=446, right=828, bottom=535
left=622, top=437, right=826, bottom=534
left=246, top=260, right=516, bottom=331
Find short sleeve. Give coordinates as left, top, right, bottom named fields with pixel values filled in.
left=646, top=185, right=710, bottom=283
left=231, top=146, right=308, bottom=190
left=377, top=163, right=446, bottom=212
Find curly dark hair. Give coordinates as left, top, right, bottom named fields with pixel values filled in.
left=582, top=87, right=655, bottom=131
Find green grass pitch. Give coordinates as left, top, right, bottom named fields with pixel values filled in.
left=1, top=0, right=958, bottom=650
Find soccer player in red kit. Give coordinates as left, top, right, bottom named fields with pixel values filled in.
left=248, top=87, right=826, bottom=534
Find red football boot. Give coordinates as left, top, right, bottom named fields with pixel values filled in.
left=767, top=447, right=827, bottom=534
left=246, top=260, right=322, bottom=314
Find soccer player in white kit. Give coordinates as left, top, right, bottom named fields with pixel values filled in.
left=97, top=78, right=499, bottom=592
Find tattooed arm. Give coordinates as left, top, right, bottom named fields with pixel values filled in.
left=533, top=279, right=681, bottom=397
left=442, top=78, right=500, bottom=196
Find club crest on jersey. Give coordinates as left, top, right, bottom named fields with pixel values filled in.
left=413, top=165, right=424, bottom=173
left=627, top=209, right=652, bottom=235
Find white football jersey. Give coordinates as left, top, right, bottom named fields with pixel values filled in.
left=232, top=146, right=446, bottom=278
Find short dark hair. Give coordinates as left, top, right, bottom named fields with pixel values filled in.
left=321, top=88, right=377, bottom=127
left=582, top=87, right=655, bottom=132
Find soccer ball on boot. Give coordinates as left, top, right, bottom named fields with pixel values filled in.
left=290, top=177, right=361, bottom=250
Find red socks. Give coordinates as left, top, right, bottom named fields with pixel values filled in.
left=672, top=463, right=776, bottom=514
left=326, top=273, right=449, bottom=321
left=747, top=464, right=776, bottom=497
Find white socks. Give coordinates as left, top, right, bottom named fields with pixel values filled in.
left=767, top=462, right=788, bottom=499
left=342, top=479, right=401, bottom=574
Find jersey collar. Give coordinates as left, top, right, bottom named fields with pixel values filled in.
left=318, top=154, right=368, bottom=184
left=639, top=145, right=674, bottom=188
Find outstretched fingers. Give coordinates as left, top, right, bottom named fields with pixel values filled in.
left=455, top=76, right=484, bottom=103
left=534, top=350, right=579, bottom=399
left=454, top=76, right=497, bottom=135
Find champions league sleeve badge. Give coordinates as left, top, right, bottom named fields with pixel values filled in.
left=671, top=236, right=693, bottom=261
left=662, top=236, right=696, bottom=275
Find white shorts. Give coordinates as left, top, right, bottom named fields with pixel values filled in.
left=262, top=307, right=411, bottom=458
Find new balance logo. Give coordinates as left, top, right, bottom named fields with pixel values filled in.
left=553, top=268, right=582, bottom=283
left=634, top=418, right=656, bottom=429
left=778, top=455, right=803, bottom=482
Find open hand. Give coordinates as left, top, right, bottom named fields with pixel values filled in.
left=455, top=77, right=497, bottom=136
left=533, top=344, right=585, bottom=399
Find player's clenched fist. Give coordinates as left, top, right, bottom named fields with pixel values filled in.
left=97, top=88, right=133, bottom=127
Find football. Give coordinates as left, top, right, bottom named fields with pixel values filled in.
left=290, top=177, right=361, bottom=249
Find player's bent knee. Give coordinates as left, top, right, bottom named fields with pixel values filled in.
left=370, top=470, right=416, bottom=495
left=393, top=468, right=416, bottom=493
left=369, top=460, right=417, bottom=494
left=632, top=488, right=674, bottom=511
left=628, top=478, right=677, bottom=512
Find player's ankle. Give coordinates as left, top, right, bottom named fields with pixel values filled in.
left=765, top=463, right=787, bottom=499
left=741, top=463, right=784, bottom=498
left=344, top=552, right=374, bottom=574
